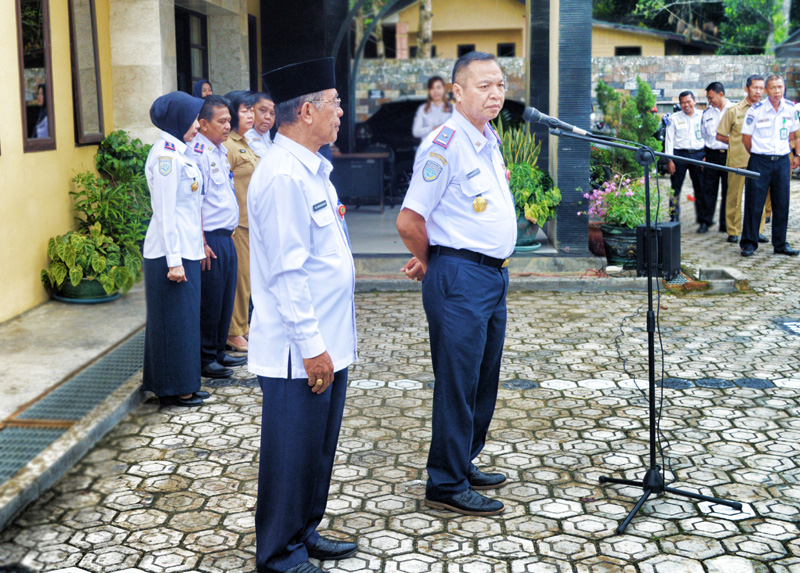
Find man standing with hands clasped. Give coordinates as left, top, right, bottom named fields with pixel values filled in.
left=247, top=58, right=358, bottom=573
left=665, top=90, right=705, bottom=223
left=397, top=51, right=516, bottom=517
left=697, top=82, right=733, bottom=234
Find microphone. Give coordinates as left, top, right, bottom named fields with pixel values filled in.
left=523, top=107, right=588, bottom=136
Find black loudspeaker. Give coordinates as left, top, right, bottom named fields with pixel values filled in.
left=636, top=222, right=681, bottom=280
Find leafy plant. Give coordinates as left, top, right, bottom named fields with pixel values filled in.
left=70, top=172, right=145, bottom=248
left=494, top=121, right=542, bottom=166
left=41, top=223, right=141, bottom=295
left=509, top=163, right=562, bottom=225
left=581, top=172, right=668, bottom=228
left=95, top=130, right=152, bottom=219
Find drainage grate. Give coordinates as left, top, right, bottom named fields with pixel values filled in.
left=658, top=377, right=694, bottom=390
left=733, top=378, right=774, bottom=389
left=16, top=330, right=145, bottom=421
left=0, top=427, right=67, bottom=482
left=695, top=378, right=736, bottom=389
left=502, top=379, right=538, bottom=390
left=666, top=274, right=689, bottom=285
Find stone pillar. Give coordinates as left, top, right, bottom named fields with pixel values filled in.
left=207, top=0, right=249, bottom=94
left=109, top=0, right=177, bottom=143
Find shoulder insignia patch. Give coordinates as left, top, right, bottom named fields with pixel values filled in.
left=428, top=152, right=447, bottom=165
left=752, top=101, right=763, bottom=109
left=746, top=116, right=754, bottom=125
left=423, top=160, right=444, bottom=182
left=433, top=126, right=455, bottom=149
left=158, top=157, right=172, bottom=176
left=164, top=141, right=176, bottom=151
left=193, top=142, right=205, bottom=154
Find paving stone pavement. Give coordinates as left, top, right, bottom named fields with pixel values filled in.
left=2, top=182, right=800, bottom=572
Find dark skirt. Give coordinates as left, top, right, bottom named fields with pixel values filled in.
left=142, top=257, right=201, bottom=397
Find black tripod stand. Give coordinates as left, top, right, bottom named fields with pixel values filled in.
left=550, top=128, right=759, bottom=534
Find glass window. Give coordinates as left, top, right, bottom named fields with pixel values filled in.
left=17, top=0, right=55, bottom=152
left=498, top=43, right=516, bottom=57
left=175, top=7, right=209, bottom=94
left=615, top=46, right=642, bottom=56
left=457, top=44, right=476, bottom=57
left=68, top=0, right=105, bottom=145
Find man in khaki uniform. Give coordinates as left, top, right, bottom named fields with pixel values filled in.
left=716, top=74, right=770, bottom=243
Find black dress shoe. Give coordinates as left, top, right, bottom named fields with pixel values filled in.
left=467, top=468, right=508, bottom=490
left=774, top=246, right=800, bottom=256
left=758, top=234, right=769, bottom=243
left=425, top=488, right=504, bottom=516
left=159, top=394, right=204, bottom=407
left=194, top=390, right=210, bottom=399
left=741, top=249, right=755, bottom=257
left=218, top=354, right=247, bottom=368
left=201, top=362, right=234, bottom=379
left=283, top=562, right=326, bottom=573
left=307, top=537, right=358, bottom=560
left=727, top=235, right=739, bottom=243
left=697, top=223, right=709, bottom=234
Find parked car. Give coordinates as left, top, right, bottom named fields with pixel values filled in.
left=354, top=96, right=526, bottom=199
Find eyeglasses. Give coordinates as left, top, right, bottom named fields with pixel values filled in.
left=311, top=98, right=342, bottom=108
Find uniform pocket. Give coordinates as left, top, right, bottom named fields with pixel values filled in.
left=310, top=208, right=341, bottom=257
left=181, top=165, right=200, bottom=194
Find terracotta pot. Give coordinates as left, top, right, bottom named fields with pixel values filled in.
left=588, top=221, right=605, bottom=257
left=600, top=224, right=637, bottom=269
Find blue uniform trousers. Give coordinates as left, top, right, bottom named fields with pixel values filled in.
left=142, top=257, right=201, bottom=396
left=422, top=253, right=509, bottom=498
left=670, top=149, right=705, bottom=222
left=741, top=153, right=791, bottom=252
left=200, top=230, right=237, bottom=367
left=255, top=367, right=348, bottom=573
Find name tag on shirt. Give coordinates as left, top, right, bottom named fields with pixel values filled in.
left=467, top=168, right=481, bottom=179
left=313, top=200, right=327, bottom=212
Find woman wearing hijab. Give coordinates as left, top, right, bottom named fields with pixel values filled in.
left=222, top=91, right=259, bottom=353
left=193, top=79, right=213, bottom=98
left=33, top=84, right=49, bottom=138
left=142, top=91, right=207, bottom=407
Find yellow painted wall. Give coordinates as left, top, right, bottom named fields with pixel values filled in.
left=429, top=30, right=524, bottom=58
left=592, top=28, right=665, bottom=57
left=0, top=0, right=115, bottom=324
left=400, top=0, right=524, bottom=33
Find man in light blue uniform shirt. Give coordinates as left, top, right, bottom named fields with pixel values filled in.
left=193, top=95, right=247, bottom=378
left=397, top=51, right=516, bottom=517
left=245, top=92, right=275, bottom=158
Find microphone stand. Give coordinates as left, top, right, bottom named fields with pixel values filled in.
left=548, top=127, right=758, bottom=534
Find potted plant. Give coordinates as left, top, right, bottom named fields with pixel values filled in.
left=41, top=223, right=139, bottom=302
left=494, top=121, right=561, bottom=249
left=581, top=173, right=668, bottom=268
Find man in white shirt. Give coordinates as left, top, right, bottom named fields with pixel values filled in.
left=740, top=74, right=800, bottom=256
left=665, top=91, right=705, bottom=222
left=245, top=92, right=275, bottom=158
left=698, top=82, right=734, bottom=234
left=248, top=58, right=358, bottom=573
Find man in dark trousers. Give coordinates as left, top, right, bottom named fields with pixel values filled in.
left=698, top=82, right=733, bottom=234
left=665, top=91, right=705, bottom=222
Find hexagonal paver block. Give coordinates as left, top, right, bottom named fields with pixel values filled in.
left=678, top=517, right=739, bottom=539
left=389, top=512, right=444, bottom=536
left=364, top=494, right=417, bottom=516
left=330, top=512, right=387, bottom=536
left=18, top=543, right=82, bottom=571
left=126, top=527, right=184, bottom=551
left=476, top=535, right=536, bottom=559
left=599, top=536, right=659, bottom=561
left=562, top=515, right=617, bottom=538
left=510, top=557, right=574, bottom=573
left=382, top=553, right=443, bottom=573
left=638, top=554, right=705, bottom=573
left=722, top=534, right=787, bottom=561
left=183, top=529, right=240, bottom=553
left=417, top=533, right=472, bottom=559
left=360, top=530, right=414, bottom=557
left=704, top=555, right=763, bottom=573
left=447, top=555, right=509, bottom=573
left=529, top=498, right=583, bottom=519
left=138, top=546, right=198, bottom=572
left=78, top=545, right=141, bottom=572
left=573, top=556, right=638, bottom=573
left=114, top=509, right=168, bottom=531
left=660, top=534, right=724, bottom=560
left=198, top=548, right=254, bottom=572
left=538, top=534, right=596, bottom=560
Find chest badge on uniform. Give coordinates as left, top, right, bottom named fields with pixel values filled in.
left=423, top=160, right=444, bottom=182
left=158, top=156, right=172, bottom=176
left=338, top=203, right=346, bottom=219
left=191, top=180, right=198, bottom=192
left=473, top=194, right=487, bottom=213
left=239, top=148, right=247, bottom=153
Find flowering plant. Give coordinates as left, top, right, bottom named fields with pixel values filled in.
left=581, top=173, right=668, bottom=228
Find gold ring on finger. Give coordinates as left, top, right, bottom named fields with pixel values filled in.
left=315, top=379, right=323, bottom=386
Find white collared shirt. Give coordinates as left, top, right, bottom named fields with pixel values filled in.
left=701, top=100, right=734, bottom=150
left=245, top=128, right=273, bottom=159
left=665, top=109, right=704, bottom=154
left=143, top=131, right=205, bottom=266
left=403, top=109, right=517, bottom=259
left=741, top=98, right=800, bottom=155
left=412, top=101, right=453, bottom=139
left=247, top=133, right=357, bottom=379
left=192, top=132, right=239, bottom=231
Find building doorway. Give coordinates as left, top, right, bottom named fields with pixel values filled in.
left=175, top=6, right=209, bottom=94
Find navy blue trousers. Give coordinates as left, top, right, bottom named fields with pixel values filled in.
left=698, top=148, right=728, bottom=227
left=255, top=368, right=348, bottom=573
left=670, top=149, right=705, bottom=222
left=742, top=153, right=791, bottom=252
left=422, top=253, right=509, bottom=498
left=200, top=230, right=237, bottom=367
left=142, top=257, right=201, bottom=397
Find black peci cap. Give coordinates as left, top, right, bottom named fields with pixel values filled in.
left=262, top=57, right=336, bottom=105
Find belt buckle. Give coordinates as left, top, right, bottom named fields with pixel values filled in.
left=231, top=228, right=237, bottom=236
left=501, top=258, right=510, bottom=268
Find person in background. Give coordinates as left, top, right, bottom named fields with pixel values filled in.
left=192, top=96, right=248, bottom=378
left=665, top=91, right=705, bottom=222
left=33, top=84, right=48, bottom=139
left=142, top=91, right=208, bottom=407
left=246, top=92, right=276, bottom=158
left=697, top=82, right=733, bottom=234
left=223, top=90, right=259, bottom=353
left=412, top=76, right=453, bottom=139
left=193, top=79, right=213, bottom=98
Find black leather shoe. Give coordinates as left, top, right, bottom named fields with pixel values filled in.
left=307, top=537, right=358, bottom=560
left=697, top=223, right=709, bottom=234
left=741, top=249, right=755, bottom=257
left=218, top=354, right=247, bottom=368
left=425, top=489, right=505, bottom=516
left=774, top=246, right=800, bottom=256
left=283, top=562, right=326, bottom=573
left=194, top=390, right=210, bottom=399
left=758, top=234, right=769, bottom=243
left=467, top=468, right=508, bottom=490
left=726, top=235, right=739, bottom=243
left=201, top=362, right=234, bottom=379
left=159, top=394, right=203, bottom=407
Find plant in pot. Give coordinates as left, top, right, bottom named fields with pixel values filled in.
left=581, top=172, right=668, bottom=269
left=494, top=121, right=561, bottom=249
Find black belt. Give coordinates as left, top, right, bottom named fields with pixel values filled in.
left=205, top=228, right=235, bottom=237
left=752, top=153, right=789, bottom=162
left=674, top=148, right=704, bottom=153
left=704, top=147, right=727, bottom=154
left=429, top=245, right=510, bottom=269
